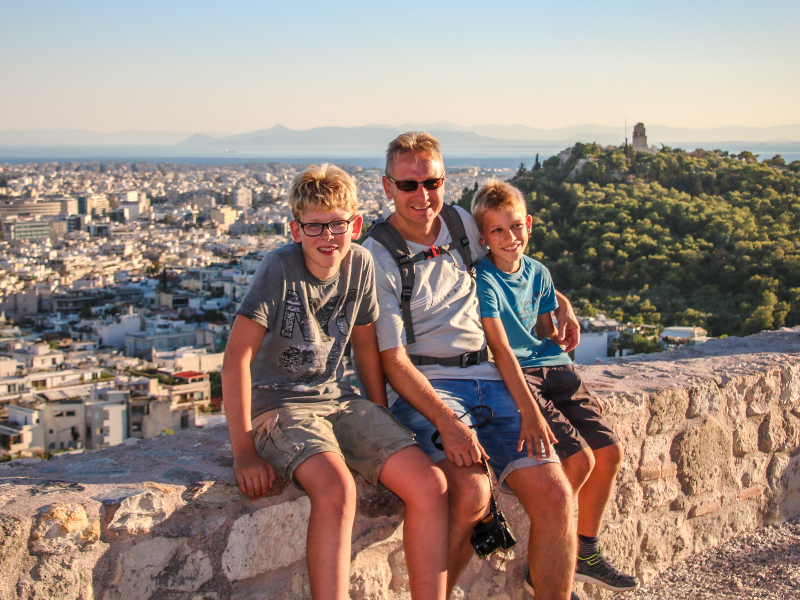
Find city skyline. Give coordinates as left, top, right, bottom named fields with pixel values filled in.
left=2, top=0, right=799, bottom=135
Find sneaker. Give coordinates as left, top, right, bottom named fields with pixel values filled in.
left=524, top=572, right=581, bottom=599
left=575, top=549, right=639, bottom=592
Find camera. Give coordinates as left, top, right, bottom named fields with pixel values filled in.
left=471, top=503, right=517, bottom=557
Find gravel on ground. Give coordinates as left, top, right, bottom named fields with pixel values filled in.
left=625, top=518, right=800, bottom=600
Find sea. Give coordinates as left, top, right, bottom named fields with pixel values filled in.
left=0, top=142, right=798, bottom=170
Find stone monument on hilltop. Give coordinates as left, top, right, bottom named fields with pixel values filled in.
left=633, top=122, right=648, bottom=151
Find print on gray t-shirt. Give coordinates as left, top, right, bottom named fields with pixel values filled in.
left=236, top=243, right=378, bottom=419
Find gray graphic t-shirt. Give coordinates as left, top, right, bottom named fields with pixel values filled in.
left=236, top=243, right=378, bottom=418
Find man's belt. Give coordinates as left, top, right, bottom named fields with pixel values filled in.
left=408, top=348, right=489, bottom=368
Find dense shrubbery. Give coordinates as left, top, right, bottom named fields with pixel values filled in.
left=461, top=145, right=800, bottom=337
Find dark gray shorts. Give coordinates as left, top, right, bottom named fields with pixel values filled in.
left=252, top=395, right=418, bottom=490
left=522, top=365, right=619, bottom=461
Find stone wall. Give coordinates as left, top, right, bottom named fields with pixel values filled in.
left=1, top=329, right=799, bottom=600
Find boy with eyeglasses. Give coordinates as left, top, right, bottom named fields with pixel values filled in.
left=222, top=163, right=448, bottom=600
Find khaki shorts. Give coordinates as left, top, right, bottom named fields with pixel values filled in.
left=252, top=395, right=418, bottom=490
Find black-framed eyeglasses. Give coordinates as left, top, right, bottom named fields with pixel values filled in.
left=295, top=215, right=356, bottom=237
left=385, top=175, right=445, bottom=192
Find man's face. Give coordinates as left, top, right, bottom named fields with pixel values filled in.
left=382, top=151, right=445, bottom=234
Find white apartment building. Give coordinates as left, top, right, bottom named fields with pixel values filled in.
left=231, top=187, right=252, bottom=210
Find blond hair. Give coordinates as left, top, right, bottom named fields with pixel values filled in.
left=288, top=163, right=358, bottom=220
left=471, top=178, right=527, bottom=231
left=385, top=131, right=444, bottom=177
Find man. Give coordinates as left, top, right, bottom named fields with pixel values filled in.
left=362, top=132, right=582, bottom=600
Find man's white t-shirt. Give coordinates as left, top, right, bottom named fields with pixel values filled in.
left=362, top=206, right=502, bottom=400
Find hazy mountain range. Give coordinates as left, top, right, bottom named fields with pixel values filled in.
left=2, top=122, right=799, bottom=148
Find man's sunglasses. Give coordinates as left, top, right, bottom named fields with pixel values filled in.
left=295, top=215, right=356, bottom=237
left=385, top=175, right=445, bottom=193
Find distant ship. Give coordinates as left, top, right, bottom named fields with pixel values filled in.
left=224, top=149, right=238, bottom=153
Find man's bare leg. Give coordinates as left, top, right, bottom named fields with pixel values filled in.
left=294, top=452, right=357, bottom=600
left=436, top=458, right=490, bottom=598
left=379, top=447, right=449, bottom=600
left=506, top=463, right=575, bottom=600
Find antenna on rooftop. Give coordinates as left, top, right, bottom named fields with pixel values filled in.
left=624, top=116, right=628, bottom=148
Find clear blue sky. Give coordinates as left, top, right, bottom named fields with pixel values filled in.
left=2, top=0, right=798, bottom=133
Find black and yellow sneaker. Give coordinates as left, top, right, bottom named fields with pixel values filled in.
left=524, top=571, right=581, bottom=600
left=575, top=549, right=639, bottom=592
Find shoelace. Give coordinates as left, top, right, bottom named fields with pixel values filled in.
left=578, top=549, right=627, bottom=580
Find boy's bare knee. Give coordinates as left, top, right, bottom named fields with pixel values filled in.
left=594, top=442, right=624, bottom=472
left=564, top=447, right=594, bottom=483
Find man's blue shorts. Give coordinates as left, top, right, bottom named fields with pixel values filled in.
left=390, top=378, right=560, bottom=493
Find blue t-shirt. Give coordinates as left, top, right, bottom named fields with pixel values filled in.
left=475, top=255, right=571, bottom=368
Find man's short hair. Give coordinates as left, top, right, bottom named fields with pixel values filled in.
left=471, top=178, right=527, bottom=231
left=288, top=163, right=358, bottom=220
left=385, top=131, right=444, bottom=177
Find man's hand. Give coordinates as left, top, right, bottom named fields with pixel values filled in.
left=556, top=317, right=581, bottom=353
left=518, top=409, right=558, bottom=462
left=233, top=452, right=276, bottom=500
left=436, top=413, right=488, bottom=467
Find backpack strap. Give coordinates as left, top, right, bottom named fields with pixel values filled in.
left=366, top=220, right=418, bottom=345
left=439, top=204, right=473, bottom=274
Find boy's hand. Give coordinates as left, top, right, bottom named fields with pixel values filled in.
left=518, top=410, right=558, bottom=462
left=234, top=452, right=276, bottom=500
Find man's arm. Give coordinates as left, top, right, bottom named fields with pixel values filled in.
left=379, top=347, right=487, bottom=467
left=554, top=290, right=581, bottom=352
left=222, top=314, right=275, bottom=500
left=350, top=323, right=388, bottom=407
left=482, top=317, right=556, bottom=460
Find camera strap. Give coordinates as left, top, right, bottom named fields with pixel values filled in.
left=430, top=406, right=517, bottom=566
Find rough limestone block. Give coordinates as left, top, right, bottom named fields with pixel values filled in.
left=154, top=544, right=213, bottom=593
left=779, top=364, right=800, bottom=406
left=102, top=536, right=183, bottom=600
left=638, top=513, right=689, bottom=579
left=780, top=411, right=800, bottom=453
left=640, top=435, right=670, bottom=467
left=738, top=453, right=771, bottom=489
left=615, top=480, right=643, bottom=516
left=777, top=455, right=800, bottom=518
left=642, top=479, right=679, bottom=509
left=607, top=391, right=646, bottom=416
left=687, top=382, right=721, bottom=418
left=732, top=420, right=759, bottom=456
left=349, top=538, right=402, bottom=600
left=766, top=453, right=790, bottom=493
left=0, top=515, right=27, bottom=598
left=674, top=419, right=732, bottom=496
left=95, top=484, right=182, bottom=540
left=222, top=495, right=311, bottom=581
left=647, top=390, right=690, bottom=435
left=29, top=503, right=99, bottom=555
left=24, top=553, right=98, bottom=600
left=758, top=412, right=786, bottom=453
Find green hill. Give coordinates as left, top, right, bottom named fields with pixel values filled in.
left=460, top=144, right=800, bottom=337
